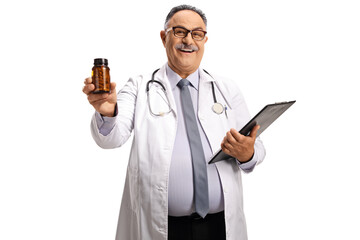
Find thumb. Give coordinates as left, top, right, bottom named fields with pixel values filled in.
left=249, top=125, right=260, bottom=138
left=110, top=82, right=116, bottom=91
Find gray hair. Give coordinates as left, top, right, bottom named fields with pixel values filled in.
left=164, top=5, right=207, bottom=29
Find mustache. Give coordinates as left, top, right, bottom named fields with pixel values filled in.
left=175, top=43, right=199, bottom=52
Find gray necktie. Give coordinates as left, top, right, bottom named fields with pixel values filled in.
left=177, top=79, right=209, bottom=218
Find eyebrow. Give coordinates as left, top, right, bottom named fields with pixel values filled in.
left=174, top=25, right=205, bottom=31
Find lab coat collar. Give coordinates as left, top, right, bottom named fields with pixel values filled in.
left=199, top=67, right=233, bottom=110
left=199, top=68, right=216, bottom=83
left=165, top=64, right=200, bottom=91
left=152, top=64, right=223, bottom=117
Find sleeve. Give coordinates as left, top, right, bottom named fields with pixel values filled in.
left=90, top=76, right=140, bottom=149
left=94, top=104, right=118, bottom=136
left=237, top=157, right=257, bottom=173
left=226, top=79, right=266, bottom=173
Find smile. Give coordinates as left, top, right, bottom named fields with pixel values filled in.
left=175, top=43, right=198, bottom=54
left=179, top=48, right=195, bottom=53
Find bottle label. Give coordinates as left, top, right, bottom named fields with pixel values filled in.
left=92, top=66, right=110, bottom=93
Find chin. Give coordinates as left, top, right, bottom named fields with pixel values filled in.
left=177, top=58, right=199, bottom=68
left=179, top=63, right=198, bottom=72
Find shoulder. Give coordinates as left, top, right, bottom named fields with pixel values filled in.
left=128, top=65, right=167, bottom=86
left=200, top=68, right=244, bottom=96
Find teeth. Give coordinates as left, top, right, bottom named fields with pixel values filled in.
left=181, top=49, right=194, bottom=52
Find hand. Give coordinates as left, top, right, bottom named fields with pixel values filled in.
left=221, top=125, right=260, bottom=163
left=82, top=77, right=117, bottom=117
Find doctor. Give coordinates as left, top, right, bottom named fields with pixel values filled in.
left=83, top=5, right=265, bottom=240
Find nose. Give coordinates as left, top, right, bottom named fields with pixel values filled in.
left=182, top=32, right=194, bottom=45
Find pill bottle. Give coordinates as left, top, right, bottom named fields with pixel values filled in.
left=92, top=58, right=110, bottom=93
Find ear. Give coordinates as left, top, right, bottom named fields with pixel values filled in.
left=204, top=36, right=208, bottom=44
left=160, top=30, right=166, bottom=47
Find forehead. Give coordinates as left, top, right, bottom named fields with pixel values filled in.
left=168, top=10, right=206, bottom=29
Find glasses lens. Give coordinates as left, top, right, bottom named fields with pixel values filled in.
left=192, top=31, right=205, bottom=40
left=173, top=28, right=188, bottom=38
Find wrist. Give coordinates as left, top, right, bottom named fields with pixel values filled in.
left=237, top=151, right=254, bottom=164
left=101, top=103, right=118, bottom=118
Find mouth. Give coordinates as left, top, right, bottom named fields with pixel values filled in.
left=175, top=44, right=198, bottom=54
left=179, top=48, right=196, bottom=53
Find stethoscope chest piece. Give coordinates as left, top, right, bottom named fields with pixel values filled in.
left=212, top=102, right=224, bottom=114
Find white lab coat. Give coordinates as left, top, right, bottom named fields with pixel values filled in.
left=91, top=64, right=265, bottom=240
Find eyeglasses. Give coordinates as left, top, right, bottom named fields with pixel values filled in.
left=165, top=26, right=207, bottom=41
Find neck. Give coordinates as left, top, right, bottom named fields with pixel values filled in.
left=168, top=63, right=197, bottom=79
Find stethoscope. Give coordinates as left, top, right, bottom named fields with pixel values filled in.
left=146, top=68, right=226, bottom=116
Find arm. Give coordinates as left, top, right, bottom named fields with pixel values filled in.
left=221, top=127, right=265, bottom=173
left=220, top=81, right=266, bottom=173
left=83, top=76, right=139, bottom=149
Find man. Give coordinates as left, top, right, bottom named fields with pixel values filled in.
left=83, top=5, right=265, bottom=240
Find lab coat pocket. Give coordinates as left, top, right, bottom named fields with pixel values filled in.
left=127, top=166, right=139, bottom=211
left=224, top=107, right=237, bottom=130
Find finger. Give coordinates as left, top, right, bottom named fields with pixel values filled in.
left=110, top=82, right=116, bottom=90
left=83, top=83, right=95, bottom=95
left=84, top=77, right=92, bottom=84
left=222, top=137, right=234, bottom=151
left=89, top=98, right=108, bottom=107
left=109, top=82, right=117, bottom=95
left=226, top=130, right=237, bottom=144
left=221, top=141, right=231, bottom=154
left=221, top=137, right=228, bottom=148
left=230, top=128, right=244, bottom=142
left=88, top=93, right=109, bottom=104
left=222, top=147, right=230, bottom=155
left=249, top=125, right=260, bottom=138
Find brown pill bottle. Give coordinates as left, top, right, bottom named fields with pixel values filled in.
left=92, top=58, right=110, bottom=93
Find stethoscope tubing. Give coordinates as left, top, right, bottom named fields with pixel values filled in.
left=146, top=68, right=225, bottom=115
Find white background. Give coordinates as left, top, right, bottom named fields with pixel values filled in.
left=1, top=0, right=359, bottom=239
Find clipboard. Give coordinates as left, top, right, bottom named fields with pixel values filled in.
left=209, top=100, right=296, bottom=164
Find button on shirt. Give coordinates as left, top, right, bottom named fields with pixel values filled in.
left=166, top=65, right=224, bottom=216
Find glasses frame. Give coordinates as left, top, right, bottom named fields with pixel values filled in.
left=165, top=26, right=207, bottom=41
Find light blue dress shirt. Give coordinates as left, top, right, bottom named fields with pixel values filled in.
left=165, top=64, right=224, bottom=216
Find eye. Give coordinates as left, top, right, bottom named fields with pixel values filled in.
left=174, top=28, right=187, bottom=37
left=192, top=31, right=205, bottom=40
left=192, top=31, right=203, bottom=37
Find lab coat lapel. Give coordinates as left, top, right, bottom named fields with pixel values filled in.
left=198, top=69, right=228, bottom=158
left=154, top=65, right=177, bottom=117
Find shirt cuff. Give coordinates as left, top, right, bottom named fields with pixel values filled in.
left=237, top=153, right=257, bottom=173
left=94, top=106, right=118, bottom=136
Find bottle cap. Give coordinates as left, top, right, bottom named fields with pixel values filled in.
left=94, top=58, right=108, bottom=66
